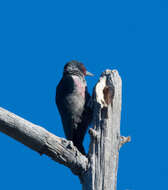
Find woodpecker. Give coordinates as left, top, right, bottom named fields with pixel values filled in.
left=56, top=60, right=93, bottom=155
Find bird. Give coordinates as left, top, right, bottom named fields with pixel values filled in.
left=56, top=60, right=93, bottom=155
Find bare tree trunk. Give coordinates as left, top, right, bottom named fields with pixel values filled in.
left=81, top=69, right=128, bottom=190
left=0, top=69, right=130, bottom=190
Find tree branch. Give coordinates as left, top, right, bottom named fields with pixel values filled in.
left=0, top=107, right=88, bottom=176
left=120, top=136, right=131, bottom=148
left=0, top=69, right=131, bottom=190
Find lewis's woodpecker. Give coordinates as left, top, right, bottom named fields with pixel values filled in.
left=56, top=61, right=93, bottom=155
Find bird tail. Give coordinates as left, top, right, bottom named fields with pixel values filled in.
left=74, top=142, right=86, bottom=155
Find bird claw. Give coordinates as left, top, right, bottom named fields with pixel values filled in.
left=67, top=140, right=74, bottom=150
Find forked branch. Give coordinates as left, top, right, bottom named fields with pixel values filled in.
left=0, top=69, right=131, bottom=190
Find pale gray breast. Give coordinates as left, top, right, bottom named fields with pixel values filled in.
left=66, top=75, right=86, bottom=117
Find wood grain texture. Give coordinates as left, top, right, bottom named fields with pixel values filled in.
left=0, top=107, right=88, bottom=176
left=0, top=70, right=129, bottom=190
left=81, top=70, right=122, bottom=190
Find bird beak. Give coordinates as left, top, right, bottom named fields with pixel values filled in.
left=86, top=71, right=94, bottom=76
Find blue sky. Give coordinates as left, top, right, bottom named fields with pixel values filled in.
left=0, top=0, right=168, bottom=190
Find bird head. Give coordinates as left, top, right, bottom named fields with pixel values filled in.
left=63, top=60, right=94, bottom=77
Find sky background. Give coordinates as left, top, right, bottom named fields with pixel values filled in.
left=0, top=0, right=168, bottom=190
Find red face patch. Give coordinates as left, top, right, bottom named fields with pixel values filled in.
left=80, top=63, right=87, bottom=76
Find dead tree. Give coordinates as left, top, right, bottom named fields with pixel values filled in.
left=0, top=70, right=130, bottom=190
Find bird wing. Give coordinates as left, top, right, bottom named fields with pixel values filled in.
left=56, top=75, right=85, bottom=139
left=56, top=76, right=75, bottom=139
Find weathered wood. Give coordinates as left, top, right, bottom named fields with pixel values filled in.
left=0, top=69, right=130, bottom=190
left=81, top=70, right=122, bottom=190
left=0, top=107, right=88, bottom=175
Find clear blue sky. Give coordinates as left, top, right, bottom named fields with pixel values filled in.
left=0, top=0, right=168, bottom=190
